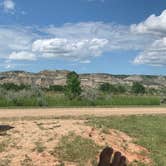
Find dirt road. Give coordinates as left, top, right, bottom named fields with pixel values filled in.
left=0, top=107, right=166, bottom=119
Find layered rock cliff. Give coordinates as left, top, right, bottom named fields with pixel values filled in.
left=0, top=70, right=166, bottom=89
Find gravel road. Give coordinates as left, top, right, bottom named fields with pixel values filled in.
left=0, top=107, right=166, bottom=118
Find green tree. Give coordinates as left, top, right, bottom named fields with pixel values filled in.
left=132, top=82, right=145, bottom=94
left=117, top=85, right=126, bottom=93
left=99, top=83, right=111, bottom=92
left=99, top=83, right=126, bottom=94
left=65, top=71, right=82, bottom=99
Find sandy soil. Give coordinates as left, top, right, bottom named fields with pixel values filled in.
left=0, top=107, right=165, bottom=165
left=0, top=107, right=166, bottom=119
left=0, top=119, right=150, bottom=166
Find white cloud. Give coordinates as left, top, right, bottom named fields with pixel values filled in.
left=3, top=0, right=15, bottom=13
left=1, top=9, right=166, bottom=68
left=134, top=38, right=166, bottom=66
left=132, top=10, right=166, bottom=66
left=0, top=60, right=28, bottom=69
left=8, top=51, right=36, bottom=61
left=32, top=38, right=108, bottom=61
left=0, top=26, right=38, bottom=59
left=0, top=22, right=159, bottom=66
left=43, top=22, right=153, bottom=51
left=131, top=10, right=166, bottom=36
left=80, top=60, right=91, bottom=64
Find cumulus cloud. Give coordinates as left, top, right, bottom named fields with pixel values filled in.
left=1, top=9, right=166, bottom=68
left=0, top=22, right=158, bottom=66
left=2, top=0, right=15, bottom=13
left=32, top=38, right=108, bottom=61
left=0, top=26, right=38, bottom=59
left=132, top=10, right=166, bottom=66
left=134, top=38, right=166, bottom=66
left=8, top=51, right=36, bottom=61
left=43, top=22, right=153, bottom=51
left=131, top=10, right=166, bottom=36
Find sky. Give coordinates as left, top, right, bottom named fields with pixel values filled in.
left=0, top=0, right=166, bottom=75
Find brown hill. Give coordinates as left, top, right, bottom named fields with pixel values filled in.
left=0, top=70, right=165, bottom=89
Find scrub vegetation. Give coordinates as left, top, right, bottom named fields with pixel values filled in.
left=0, top=71, right=162, bottom=107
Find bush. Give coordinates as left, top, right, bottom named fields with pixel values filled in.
left=0, top=83, right=30, bottom=91
left=81, top=88, right=100, bottom=101
left=160, top=98, right=166, bottom=104
left=132, top=82, right=145, bottom=94
left=81, top=88, right=102, bottom=105
left=0, top=87, right=48, bottom=107
left=99, top=83, right=126, bottom=94
left=117, top=85, right=126, bottom=93
left=99, top=83, right=110, bottom=92
left=48, top=85, right=64, bottom=92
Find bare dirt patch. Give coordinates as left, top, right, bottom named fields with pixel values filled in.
left=0, top=107, right=166, bottom=119
left=0, top=119, right=150, bottom=166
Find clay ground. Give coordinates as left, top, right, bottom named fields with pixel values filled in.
left=0, top=107, right=166, bottom=119
left=0, top=107, right=166, bottom=166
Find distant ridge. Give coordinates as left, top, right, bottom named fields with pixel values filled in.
left=0, top=70, right=166, bottom=89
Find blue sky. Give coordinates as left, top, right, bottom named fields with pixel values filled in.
left=0, top=0, right=166, bottom=75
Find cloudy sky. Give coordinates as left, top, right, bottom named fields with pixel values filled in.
left=0, top=0, right=166, bottom=74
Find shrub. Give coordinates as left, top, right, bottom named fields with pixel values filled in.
left=99, top=83, right=110, bottom=92
left=48, top=85, right=64, bottom=92
left=0, top=83, right=30, bottom=91
left=81, top=88, right=100, bottom=101
left=81, top=88, right=102, bottom=105
left=132, top=82, right=145, bottom=94
left=0, top=87, right=48, bottom=107
left=99, top=83, right=126, bottom=94
left=116, top=85, right=126, bottom=93
left=160, top=98, right=166, bottom=104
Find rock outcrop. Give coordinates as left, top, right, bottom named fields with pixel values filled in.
left=0, top=70, right=166, bottom=89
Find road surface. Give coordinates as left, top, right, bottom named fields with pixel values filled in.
left=0, top=107, right=166, bottom=119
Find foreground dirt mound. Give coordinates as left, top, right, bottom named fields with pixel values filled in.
left=0, top=119, right=150, bottom=166
left=84, top=127, right=150, bottom=164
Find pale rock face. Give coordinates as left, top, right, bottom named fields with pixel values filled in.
left=124, top=75, right=143, bottom=82
left=0, top=70, right=166, bottom=89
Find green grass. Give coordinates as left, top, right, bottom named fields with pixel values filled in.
left=86, top=115, right=166, bottom=166
left=33, top=141, right=46, bottom=153
left=0, top=97, right=46, bottom=107
left=46, top=95, right=93, bottom=107
left=0, top=138, right=11, bottom=152
left=0, top=141, right=7, bottom=152
left=95, top=95, right=160, bottom=106
left=46, top=94, right=160, bottom=107
left=54, top=132, right=99, bottom=165
left=0, top=87, right=161, bottom=107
